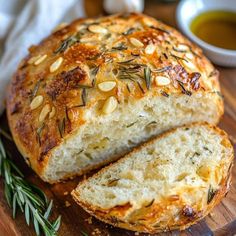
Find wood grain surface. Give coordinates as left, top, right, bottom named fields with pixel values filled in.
left=0, top=1, right=236, bottom=235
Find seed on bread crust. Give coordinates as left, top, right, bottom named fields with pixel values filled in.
left=30, top=95, right=44, bottom=110
left=98, top=81, right=116, bottom=92
left=50, top=57, right=63, bottom=73
left=34, top=54, right=47, bottom=65
left=49, top=106, right=56, bottom=119
left=88, top=25, right=108, bottom=34
left=145, top=44, right=156, bottom=54
left=130, top=38, right=144, bottom=48
left=39, top=104, right=51, bottom=122
left=155, top=76, right=170, bottom=86
left=102, top=96, right=118, bottom=114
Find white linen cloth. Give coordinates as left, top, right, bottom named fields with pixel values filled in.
left=0, top=0, right=85, bottom=115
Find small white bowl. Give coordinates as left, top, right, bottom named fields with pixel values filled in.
left=176, top=0, right=236, bottom=67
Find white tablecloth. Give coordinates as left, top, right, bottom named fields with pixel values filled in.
left=0, top=0, right=85, bottom=115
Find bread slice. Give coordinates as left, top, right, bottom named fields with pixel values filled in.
left=72, top=123, right=233, bottom=234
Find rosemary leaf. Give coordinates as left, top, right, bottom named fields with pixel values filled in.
left=126, top=84, right=131, bottom=93
left=171, top=54, right=188, bottom=62
left=44, top=200, right=53, bottom=219
left=36, top=123, right=45, bottom=146
left=0, top=128, right=12, bottom=141
left=0, top=138, right=6, bottom=158
left=81, top=230, right=89, bottom=236
left=145, top=199, right=155, bottom=208
left=34, top=214, right=40, bottom=236
left=82, top=88, right=87, bottom=105
left=31, top=80, right=41, bottom=101
left=207, top=185, right=217, bottom=204
left=144, top=67, right=151, bottom=90
left=12, top=192, right=17, bottom=218
left=111, top=43, right=127, bottom=51
left=91, top=65, right=100, bottom=76
left=152, top=66, right=171, bottom=73
left=126, top=121, right=137, bottom=128
left=150, top=26, right=170, bottom=34
left=74, top=88, right=87, bottom=107
left=54, top=35, right=79, bottom=54
left=161, top=91, right=169, bottom=97
left=137, top=81, right=145, bottom=94
left=117, top=58, right=135, bottom=64
left=25, top=202, right=30, bottom=225
left=177, top=80, right=192, bottom=96
left=4, top=181, right=12, bottom=206
left=123, top=27, right=136, bottom=35
left=58, top=118, right=66, bottom=138
left=53, top=216, right=62, bottom=231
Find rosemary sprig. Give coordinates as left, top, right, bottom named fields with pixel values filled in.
left=54, top=34, right=80, bottom=54
left=0, top=128, right=61, bottom=236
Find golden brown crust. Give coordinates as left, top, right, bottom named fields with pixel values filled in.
left=6, top=13, right=223, bottom=180
left=72, top=123, right=233, bottom=234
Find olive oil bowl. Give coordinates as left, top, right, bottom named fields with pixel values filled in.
left=176, top=0, right=236, bottom=67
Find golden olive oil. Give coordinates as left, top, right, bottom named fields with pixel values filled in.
left=190, top=10, right=236, bottom=50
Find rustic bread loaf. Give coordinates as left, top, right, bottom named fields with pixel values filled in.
left=72, top=123, right=233, bottom=234
left=7, top=13, right=223, bottom=183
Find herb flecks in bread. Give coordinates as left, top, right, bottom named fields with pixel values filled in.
left=72, top=124, right=233, bottom=234
left=7, top=13, right=223, bottom=182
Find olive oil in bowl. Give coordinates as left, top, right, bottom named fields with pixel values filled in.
left=190, top=10, right=236, bottom=50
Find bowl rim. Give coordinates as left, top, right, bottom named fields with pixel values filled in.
left=176, top=0, right=236, bottom=56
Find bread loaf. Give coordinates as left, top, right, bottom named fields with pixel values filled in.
left=7, top=13, right=223, bottom=183
left=72, top=123, right=233, bottom=233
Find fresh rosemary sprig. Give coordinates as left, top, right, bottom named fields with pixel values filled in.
left=0, top=128, right=61, bottom=236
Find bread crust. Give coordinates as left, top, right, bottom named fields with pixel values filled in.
left=72, top=123, right=234, bottom=234
left=6, top=13, right=223, bottom=182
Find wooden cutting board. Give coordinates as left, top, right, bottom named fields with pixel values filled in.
left=0, top=1, right=236, bottom=235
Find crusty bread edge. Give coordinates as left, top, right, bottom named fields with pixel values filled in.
left=71, top=122, right=234, bottom=234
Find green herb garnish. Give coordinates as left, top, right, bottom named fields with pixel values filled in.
left=207, top=185, right=217, bottom=204
left=144, top=67, right=151, bottom=90
left=126, top=84, right=131, bottom=93
left=81, top=231, right=88, bottom=236
left=73, top=88, right=87, bottom=108
left=177, top=80, right=192, bottom=96
left=145, top=199, right=155, bottom=207
left=126, top=121, right=138, bottom=128
left=150, top=26, right=170, bottom=34
left=31, top=80, right=41, bottom=101
left=152, top=66, right=171, bottom=73
left=0, top=129, right=61, bottom=236
left=161, top=91, right=169, bottom=97
left=36, top=123, right=45, bottom=146
left=111, top=43, right=128, bottom=51
left=54, top=34, right=79, bottom=54
left=171, top=54, right=188, bottom=63
left=58, top=118, right=66, bottom=138
left=136, top=81, right=145, bottom=94
left=123, top=27, right=136, bottom=36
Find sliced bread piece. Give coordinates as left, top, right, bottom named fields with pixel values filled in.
left=72, top=123, right=234, bottom=234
